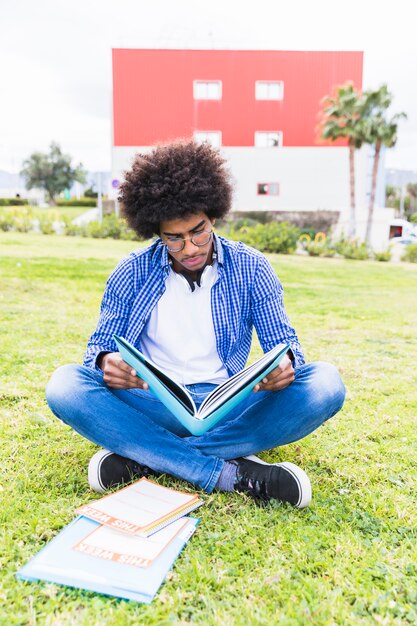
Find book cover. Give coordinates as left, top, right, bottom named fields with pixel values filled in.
left=75, top=477, right=203, bottom=537
left=73, top=517, right=190, bottom=568
left=17, top=515, right=199, bottom=603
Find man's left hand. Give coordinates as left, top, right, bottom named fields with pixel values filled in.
left=253, top=354, right=294, bottom=392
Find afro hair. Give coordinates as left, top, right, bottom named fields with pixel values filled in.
left=118, top=140, right=233, bottom=239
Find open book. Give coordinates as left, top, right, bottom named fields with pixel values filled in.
left=114, top=335, right=290, bottom=436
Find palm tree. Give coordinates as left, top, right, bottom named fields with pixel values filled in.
left=407, top=183, right=417, bottom=215
left=362, top=85, right=407, bottom=244
left=319, top=83, right=366, bottom=238
left=385, top=184, right=399, bottom=208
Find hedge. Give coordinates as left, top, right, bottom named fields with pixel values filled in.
left=56, top=198, right=97, bottom=207
left=0, top=198, right=29, bottom=206
left=227, top=221, right=300, bottom=254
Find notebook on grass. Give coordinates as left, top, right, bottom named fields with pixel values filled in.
left=17, top=515, right=198, bottom=603
left=75, top=477, right=203, bottom=537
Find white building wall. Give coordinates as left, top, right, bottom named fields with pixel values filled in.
left=222, top=146, right=367, bottom=214
left=334, top=206, right=396, bottom=249
left=112, top=144, right=369, bottom=227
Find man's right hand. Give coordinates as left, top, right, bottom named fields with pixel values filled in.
left=100, top=352, right=149, bottom=390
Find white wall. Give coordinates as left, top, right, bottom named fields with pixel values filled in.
left=223, top=146, right=368, bottom=213
left=335, top=206, right=395, bottom=249
left=112, top=145, right=368, bottom=213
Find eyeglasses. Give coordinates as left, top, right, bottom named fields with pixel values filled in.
left=163, top=229, right=213, bottom=252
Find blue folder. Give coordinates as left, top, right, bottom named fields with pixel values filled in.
left=17, top=515, right=199, bottom=603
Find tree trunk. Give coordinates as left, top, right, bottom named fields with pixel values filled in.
left=46, top=188, right=56, bottom=205
left=348, top=142, right=356, bottom=238
left=365, top=140, right=381, bottom=245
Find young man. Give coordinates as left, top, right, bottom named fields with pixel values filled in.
left=46, top=141, right=345, bottom=508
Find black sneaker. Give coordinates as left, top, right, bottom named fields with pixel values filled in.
left=233, top=456, right=311, bottom=508
left=88, top=449, right=155, bottom=493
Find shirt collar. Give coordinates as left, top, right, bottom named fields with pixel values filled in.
left=213, top=233, right=224, bottom=265
left=148, top=239, right=169, bottom=270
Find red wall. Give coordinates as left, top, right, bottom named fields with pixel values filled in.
left=112, top=49, right=363, bottom=147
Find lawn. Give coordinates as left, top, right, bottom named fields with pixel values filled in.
left=31, top=206, right=88, bottom=221
left=1, top=233, right=417, bottom=626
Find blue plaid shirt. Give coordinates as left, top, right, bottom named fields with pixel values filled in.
left=84, top=234, right=305, bottom=374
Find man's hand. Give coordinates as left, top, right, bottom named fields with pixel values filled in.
left=100, top=352, right=149, bottom=390
left=253, top=354, right=294, bottom=393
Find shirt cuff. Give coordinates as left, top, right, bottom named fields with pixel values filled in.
left=95, top=351, right=111, bottom=371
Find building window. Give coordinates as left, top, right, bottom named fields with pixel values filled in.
left=255, top=81, right=284, bottom=100
left=255, top=131, right=283, bottom=147
left=193, top=80, right=222, bottom=100
left=257, top=183, right=280, bottom=196
left=193, top=131, right=222, bottom=148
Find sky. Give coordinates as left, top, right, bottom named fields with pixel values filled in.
left=1, top=0, right=416, bottom=174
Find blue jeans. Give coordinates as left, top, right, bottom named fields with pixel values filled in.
left=46, top=362, right=345, bottom=493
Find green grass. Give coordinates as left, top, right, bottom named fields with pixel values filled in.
left=1, top=233, right=417, bottom=625
left=31, top=206, right=88, bottom=221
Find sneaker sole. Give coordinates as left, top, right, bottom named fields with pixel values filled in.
left=244, top=455, right=312, bottom=509
left=88, top=449, right=113, bottom=493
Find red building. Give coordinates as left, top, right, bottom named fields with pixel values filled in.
left=111, top=48, right=365, bottom=216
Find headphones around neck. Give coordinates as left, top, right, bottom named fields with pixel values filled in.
left=169, top=250, right=217, bottom=293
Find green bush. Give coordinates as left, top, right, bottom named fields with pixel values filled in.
left=305, top=241, right=336, bottom=257
left=299, top=227, right=317, bottom=240
left=0, top=206, right=34, bottom=232
left=374, top=248, right=392, bottom=262
left=0, top=212, right=15, bottom=231
left=14, top=210, right=33, bottom=232
left=62, top=214, right=138, bottom=239
left=39, top=218, right=55, bottom=235
left=0, top=208, right=138, bottom=240
left=86, top=220, right=114, bottom=239
left=333, top=237, right=370, bottom=260
left=84, top=187, right=98, bottom=198
left=402, top=243, right=417, bottom=263
left=226, top=217, right=259, bottom=234
left=318, top=243, right=336, bottom=257
left=228, top=221, right=300, bottom=254
left=120, top=221, right=140, bottom=241
left=84, top=215, right=139, bottom=240
left=62, top=217, right=86, bottom=237
left=86, top=214, right=121, bottom=239
left=343, top=242, right=369, bottom=260
left=56, top=198, right=97, bottom=207
left=409, top=213, right=417, bottom=223
left=0, top=198, right=29, bottom=206
left=305, top=241, right=324, bottom=256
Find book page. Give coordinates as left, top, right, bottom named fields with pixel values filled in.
left=198, top=343, right=288, bottom=418
left=73, top=517, right=189, bottom=568
left=76, top=478, right=201, bottom=535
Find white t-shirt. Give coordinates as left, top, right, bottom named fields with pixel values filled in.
left=140, top=263, right=229, bottom=386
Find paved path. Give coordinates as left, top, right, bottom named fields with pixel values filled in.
left=72, top=208, right=99, bottom=225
